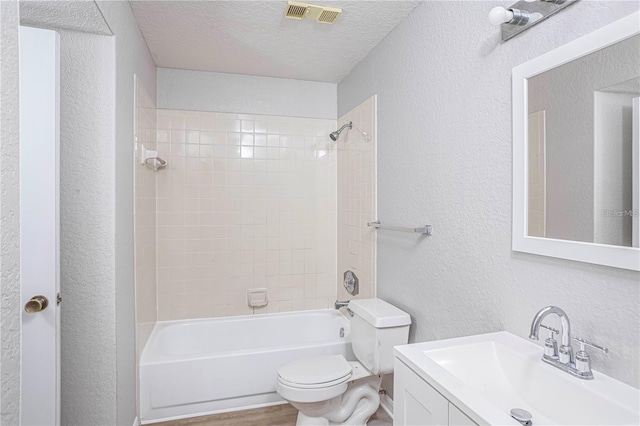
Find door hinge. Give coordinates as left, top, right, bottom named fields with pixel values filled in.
left=56, top=292, right=62, bottom=306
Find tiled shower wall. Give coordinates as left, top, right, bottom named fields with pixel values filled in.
left=155, top=110, right=337, bottom=320
left=134, top=80, right=158, bottom=340
left=337, top=96, right=377, bottom=301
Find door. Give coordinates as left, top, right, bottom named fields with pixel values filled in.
left=19, top=26, right=60, bottom=426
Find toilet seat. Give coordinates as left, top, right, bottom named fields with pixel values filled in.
left=276, top=355, right=354, bottom=403
left=277, top=355, right=352, bottom=388
left=277, top=374, right=351, bottom=390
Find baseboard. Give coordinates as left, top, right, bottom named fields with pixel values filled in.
left=133, top=416, right=140, bottom=426
left=380, top=393, right=393, bottom=421
left=140, top=401, right=288, bottom=424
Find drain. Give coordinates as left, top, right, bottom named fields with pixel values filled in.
left=510, top=408, right=532, bottom=426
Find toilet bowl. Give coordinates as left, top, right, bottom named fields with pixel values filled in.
left=276, top=356, right=382, bottom=426
left=276, top=299, right=411, bottom=426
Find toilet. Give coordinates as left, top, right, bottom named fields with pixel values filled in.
left=276, top=298, right=411, bottom=426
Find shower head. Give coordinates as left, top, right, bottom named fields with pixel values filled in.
left=329, top=122, right=353, bottom=141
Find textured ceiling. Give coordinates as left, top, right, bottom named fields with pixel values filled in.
left=130, top=1, right=420, bottom=83
left=20, top=0, right=112, bottom=36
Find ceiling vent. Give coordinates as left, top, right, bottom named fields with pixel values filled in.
left=284, top=2, right=342, bottom=24
left=285, top=2, right=308, bottom=19
left=317, top=9, right=341, bottom=24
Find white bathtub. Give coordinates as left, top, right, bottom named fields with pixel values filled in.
left=140, top=309, right=353, bottom=423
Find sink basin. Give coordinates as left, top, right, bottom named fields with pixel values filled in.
left=394, top=332, right=640, bottom=425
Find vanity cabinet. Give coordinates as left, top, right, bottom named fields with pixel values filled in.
left=394, top=358, right=477, bottom=426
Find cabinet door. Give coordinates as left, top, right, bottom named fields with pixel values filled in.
left=394, top=359, right=448, bottom=426
left=449, top=403, right=478, bottom=426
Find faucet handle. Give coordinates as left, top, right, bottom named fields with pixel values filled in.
left=540, top=324, right=559, bottom=337
left=540, top=324, right=559, bottom=359
left=573, top=337, right=609, bottom=354
left=572, top=337, right=608, bottom=379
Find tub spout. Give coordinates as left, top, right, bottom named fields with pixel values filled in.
left=334, top=300, right=349, bottom=310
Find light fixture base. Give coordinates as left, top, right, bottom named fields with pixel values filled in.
left=500, top=0, right=578, bottom=42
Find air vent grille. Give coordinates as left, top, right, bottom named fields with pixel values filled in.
left=317, top=9, right=340, bottom=23
left=284, top=2, right=342, bottom=24
left=285, top=2, right=308, bottom=19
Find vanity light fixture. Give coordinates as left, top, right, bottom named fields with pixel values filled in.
left=489, top=0, right=578, bottom=42
left=488, top=6, right=532, bottom=26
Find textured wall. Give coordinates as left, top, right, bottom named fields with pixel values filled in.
left=94, top=2, right=157, bottom=424
left=157, top=68, right=337, bottom=120
left=155, top=109, right=337, bottom=320
left=337, top=96, right=377, bottom=302
left=338, top=1, right=640, bottom=387
left=0, top=0, right=21, bottom=423
left=58, top=29, right=117, bottom=425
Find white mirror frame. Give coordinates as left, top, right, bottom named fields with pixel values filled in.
left=512, top=11, right=640, bottom=271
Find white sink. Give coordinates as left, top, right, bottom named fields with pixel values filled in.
left=394, top=332, right=640, bottom=426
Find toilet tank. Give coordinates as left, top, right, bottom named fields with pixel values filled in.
left=348, top=299, right=411, bottom=375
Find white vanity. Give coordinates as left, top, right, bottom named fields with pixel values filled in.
left=393, top=354, right=477, bottom=426
left=393, top=332, right=639, bottom=426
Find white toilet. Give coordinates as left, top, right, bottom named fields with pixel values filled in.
left=276, top=298, right=411, bottom=426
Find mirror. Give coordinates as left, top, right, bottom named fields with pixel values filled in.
left=512, top=12, right=640, bottom=271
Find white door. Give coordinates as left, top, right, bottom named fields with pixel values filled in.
left=19, top=26, right=60, bottom=426
left=633, top=97, right=639, bottom=248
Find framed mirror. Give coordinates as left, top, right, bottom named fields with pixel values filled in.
left=512, top=12, right=640, bottom=271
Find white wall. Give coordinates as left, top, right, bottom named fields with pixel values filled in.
left=0, top=1, right=21, bottom=424
left=4, top=2, right=154, bottom=423
left=58, top=29, right=117, bottom=424
left=94, top=2, right=157, bottom=424
left=338, top=1, right=640, bottom=387
left=157, top=68, right=337, bottom=120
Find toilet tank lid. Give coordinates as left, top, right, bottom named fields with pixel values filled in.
left=348, top=299, right=411, bottom=328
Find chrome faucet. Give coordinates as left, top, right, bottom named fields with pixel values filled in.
left=529, top=306, right=573, bottom=364
left=529, top=306, right=608, bottom=380
left=334, top=300, right=355, bottom=317
left=334, top=300, right=350, bottom=310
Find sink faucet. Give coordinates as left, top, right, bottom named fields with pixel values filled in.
left=529, top=306, right=608, bottom=380
left=530, top=306, right=573, bottom=364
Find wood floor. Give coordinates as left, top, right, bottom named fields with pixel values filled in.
left=151, top=404, right=392, bottom=426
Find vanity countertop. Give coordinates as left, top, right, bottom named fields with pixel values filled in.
left=394, top=331, right=640, bottom=426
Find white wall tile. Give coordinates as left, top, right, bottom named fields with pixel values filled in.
left=156, top=109, right=337, bottom=320
left=337, top=96, right=377, bottom=301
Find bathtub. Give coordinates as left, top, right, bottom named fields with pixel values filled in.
left=140, top=309, right=353, bottom=423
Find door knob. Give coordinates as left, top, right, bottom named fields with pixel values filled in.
left=25, top=295, right=49, bottom=313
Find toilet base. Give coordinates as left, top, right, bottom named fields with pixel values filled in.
left=292, top=375, right=383, bottom=426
